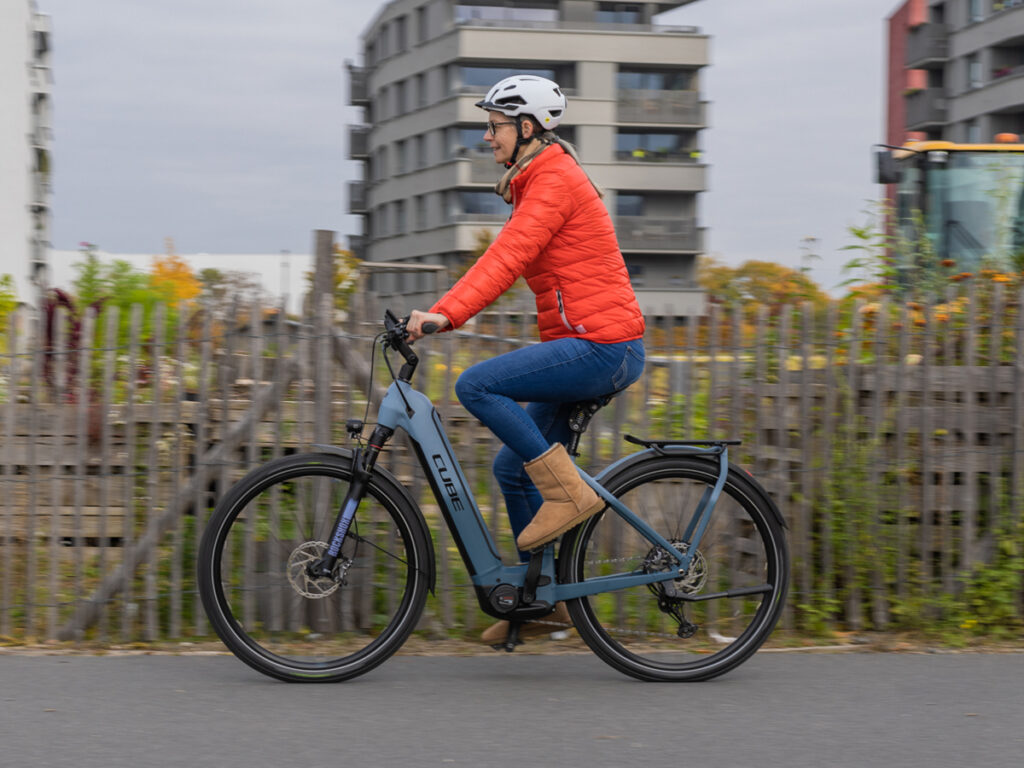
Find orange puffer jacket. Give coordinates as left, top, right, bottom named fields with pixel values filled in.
left=431, top=143, right=645, bottom=343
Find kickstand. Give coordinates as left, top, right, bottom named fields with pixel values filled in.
left=496, top=622, right=522, bottom=653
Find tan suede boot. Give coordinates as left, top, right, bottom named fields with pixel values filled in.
left=480, top=602, right=572, bottom=645
left=516, top=443, right=605, bottom=551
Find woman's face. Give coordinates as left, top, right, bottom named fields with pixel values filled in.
left=484, top=111, right=528, bottom=165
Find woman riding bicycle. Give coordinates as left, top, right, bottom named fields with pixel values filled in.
left=406, top=75, right=646, bottom=641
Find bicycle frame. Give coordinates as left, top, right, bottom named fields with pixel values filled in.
left=367, top=376, right=733, bottom=613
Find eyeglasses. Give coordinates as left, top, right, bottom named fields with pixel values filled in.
left=485, top=120, right=517, bottom=135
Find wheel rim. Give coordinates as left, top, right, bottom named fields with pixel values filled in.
left=208, top=464, right=424, bottom=675
left=568, top=462, right=785, bottom=676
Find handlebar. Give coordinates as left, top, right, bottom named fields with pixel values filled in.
left=382, top=309, right=437, bottom=382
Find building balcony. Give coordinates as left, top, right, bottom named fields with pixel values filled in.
left=905, top=22, right=948, bottom=70
left=347, top=235, right=367, bottom=261
left=615, top=149, right=700, bottom=163
left=616, top=217, right=702, bottom=253
left=617, top=90, right=704, bottom=126
left=29, top=126, right=52, bottom=149
left=905, top=87, right=947, bottom=130
left=463, top=151, right=499, bottom=183
left=348, top=181, right=367, bottom=214
left=348, top=64, right=369, bottom=106
left=348, top=125, right=370, bottom=159
left=30, top=176, right=51, bottom=214
left=453, top=18, right=699, bottom=35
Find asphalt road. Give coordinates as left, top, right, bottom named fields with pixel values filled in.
left=1, top=650, right=1021, bottom=768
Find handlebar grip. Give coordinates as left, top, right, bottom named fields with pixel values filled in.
left=421, top=322, right=439, bottom=335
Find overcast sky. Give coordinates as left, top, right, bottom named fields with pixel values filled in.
left=42, top=0, right=902, bottom=294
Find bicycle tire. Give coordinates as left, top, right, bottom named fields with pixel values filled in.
left=197, top=452, right=433, bottom=682
left=558, top=454, right=788, bottom=682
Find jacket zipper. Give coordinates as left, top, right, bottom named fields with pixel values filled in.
left=557, top=289, right=586, bottom=333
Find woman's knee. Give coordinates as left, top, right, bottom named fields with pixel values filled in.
left=454, top=368, right=484, bottom=404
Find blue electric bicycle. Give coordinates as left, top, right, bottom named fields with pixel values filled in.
left=197, top=310, right=788, bottom=682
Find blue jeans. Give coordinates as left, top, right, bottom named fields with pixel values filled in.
left=455, top=337, right=645, bottom=558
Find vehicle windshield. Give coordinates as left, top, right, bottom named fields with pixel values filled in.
left=901, top=150, right=1024, bottom=271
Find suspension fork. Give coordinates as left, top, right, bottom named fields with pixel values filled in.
left=307, top=425, right=394, bottom=579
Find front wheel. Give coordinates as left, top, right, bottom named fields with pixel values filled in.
left=559, top=454, right=788, bottom=682
left=197, top=452, right=433, bottom=682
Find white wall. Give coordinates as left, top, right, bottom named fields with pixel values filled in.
left=0, top=2, right=35, bottom=303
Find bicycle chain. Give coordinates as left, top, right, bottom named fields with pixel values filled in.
left=478, top=555, right=687, bottom=641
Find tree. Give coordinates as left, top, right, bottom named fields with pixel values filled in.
left=303, top=244, right=362, bottom=312
left=151, top=239, right=201, bottom=305
left=699, top=256, right=831, bottom=312
left=0, top=274, right=17, bottom=353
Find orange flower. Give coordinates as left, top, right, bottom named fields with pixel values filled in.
left=940, top=259, right=956, bottom=268
left=992, top=274, right=1012, bottom=283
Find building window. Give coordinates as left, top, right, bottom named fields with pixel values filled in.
left=395, top=15, right=408, bottom=53
left=416, top=5, right=428, bottom=43
left=616, top=194, right=644, bottom=217
left=965, top=119, right=980, bottom=143
left=617, top=131, right=693, bottom=161
left=416, top=134, right=427, bottom=169
left=395, top=140, right=407, bottom=174
left=626, top=263, right=645, bottom=285
left=969, top=0, right=984, bottom=22
left=454, top=64, right=564, bottom=92
left=967, top=53, right=982, bottom=90
left=415, top=195, right=427, bottom=230
left=457, top=191, right=510, bottom=219
left=618, top=68, right=693, bottom=92
left=454, top=4, right=559, bottom=24
left=395, top=200, right=407, bottom=234
left=395, top=79, right=407, bottom=116
left=452, top=127, right=491, bottom=156
left=596, top=3, right=642, bottom=24
left=415, top=73, right=427, bottom=109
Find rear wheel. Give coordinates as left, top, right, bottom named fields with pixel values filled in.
left=559, top=455, right=788, bottom=681
left=198, top=452, right=432, bottom=682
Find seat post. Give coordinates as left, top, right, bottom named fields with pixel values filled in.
left=565, top=395, right=614, bottom=457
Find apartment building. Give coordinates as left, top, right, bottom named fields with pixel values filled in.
left=347, top=0, right=708, bottom=314
left=888, top=0, right=1024, bottom=144
left=0, top=0, right=52, bottom=305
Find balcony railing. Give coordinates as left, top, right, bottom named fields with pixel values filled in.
left=463, top=152, right=500, bottom=183
left=905, top=87, right=947, bottom=130
left=348, top=125, right=370, bottom=159
left=348, top=181, right=367, bottom=214
left=616, top=216, right=701, bottom=252
left=905, top=22, right=948, bottom=69
left=617, top=90, right=703, bottom=125
left=348, top=65, right=368, bottom=106
left=615, top=149, right=699, bottom=163
left=454, top=18, right=699, bottom=34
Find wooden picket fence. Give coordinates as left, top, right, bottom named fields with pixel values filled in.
left=2, top=280, right=1023, bottom=644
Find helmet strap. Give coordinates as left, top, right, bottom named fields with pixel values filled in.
left=505, top=116, right=534, bottom=168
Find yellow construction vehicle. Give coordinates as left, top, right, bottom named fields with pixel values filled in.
left=875, top=133, right=1024, bottom=272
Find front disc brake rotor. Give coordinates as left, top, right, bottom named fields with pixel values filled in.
left=286, top=541, right=351, bottom=599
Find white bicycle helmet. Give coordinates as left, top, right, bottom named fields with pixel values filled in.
left=475, top=75, right=566, bottom=130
